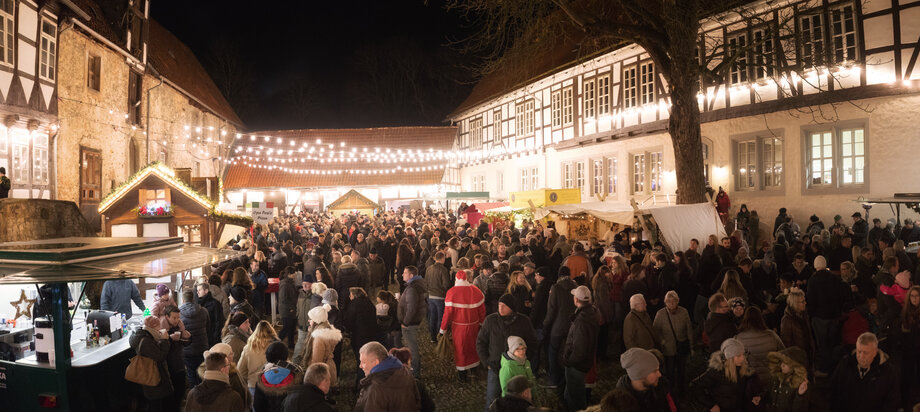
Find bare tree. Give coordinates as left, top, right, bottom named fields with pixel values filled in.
left=205, top=39, right=257, bottom=121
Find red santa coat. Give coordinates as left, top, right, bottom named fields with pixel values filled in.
left=440, top=279, right=486, bottom=370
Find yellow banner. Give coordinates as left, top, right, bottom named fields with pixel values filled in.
left=509, top=188, right=581, bottom=208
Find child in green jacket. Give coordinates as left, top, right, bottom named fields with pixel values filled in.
left=499, top=335, right=536, bottom=396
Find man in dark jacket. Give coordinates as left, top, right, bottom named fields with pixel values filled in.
left=196, top=282, right=224, bottom=347
left=563, top=286, right=600, bottom=411
left=851, top=212, right=869, bottom=248
left=426, top=252, right=452, bottom=342
left=543, top=269, right=578, bottom=388
left=345, top=287, right=378, bottom=387
left=186, top=352, right=245, bottom=412
left=336, top=256, right=364, bottom=311
left=397, top=266, right=427, bottom=378
left=278, top=267, right=298, bottom=348
left=530, top=267, right=553, bottom=375
left=703, top=293, right=737, bottom=352
left=100, top=278, right=146, bottom=319
left=366, top=248, right=386, bottom=298
left=616, top=348, right=674, bottom=412
left=282, top=363, right=335, bottom=412
left=477, top=294, right=537, bottom=409
left=180, top=290, right=210, bottom=388
left=355, top=342, right=421, bottom=411
left=829, top=332, right=899, bottom=412
left=807, top=255, right=852, bottom=373
left=269, top=242, right=289, bottom=277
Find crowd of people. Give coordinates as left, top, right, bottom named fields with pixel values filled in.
left=120, top=202, right=920, bottom=411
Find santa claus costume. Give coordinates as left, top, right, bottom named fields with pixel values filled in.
left=440, top=270, right=486, bottom=380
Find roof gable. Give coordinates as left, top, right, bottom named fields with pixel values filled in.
left=326, top=190, right=380, bottom=210
left=98, top=162, right=215, bottom=213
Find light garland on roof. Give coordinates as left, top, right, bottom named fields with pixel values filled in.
left=231, top=159, right=447, bottom=175
left=98, top=162, right=215, bottom=213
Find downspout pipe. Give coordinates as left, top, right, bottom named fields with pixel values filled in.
left=145, top=65, right=164, bottom=164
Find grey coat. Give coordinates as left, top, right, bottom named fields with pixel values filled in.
left=652, top=306, right=693, bottom=356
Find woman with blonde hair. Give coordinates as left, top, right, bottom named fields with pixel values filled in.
left=505, top=270, right=533, bottom=316
left=719, top=270, right=748, bottom=302
left=236, top=320, right=279, bottom=397
left=691, top=338, right=764, bottom=410
left=780, top=289, right=815, bottom=373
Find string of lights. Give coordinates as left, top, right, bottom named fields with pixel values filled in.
left=231, top=159, right=448, bottom=174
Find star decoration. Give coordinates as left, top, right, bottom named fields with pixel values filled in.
left=9, top=289, right=36, bottom=321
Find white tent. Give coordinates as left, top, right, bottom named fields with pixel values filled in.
left=535, top=201, right=726, bottom=251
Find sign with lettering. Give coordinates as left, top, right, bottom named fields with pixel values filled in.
left=249, top=202, right=275, bottom=224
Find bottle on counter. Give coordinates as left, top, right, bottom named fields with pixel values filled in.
left=121, top=313, right=127, bottom=337
left=85, top=323, right=93, bottom=348
left=93, top=320, right=100, bottom=346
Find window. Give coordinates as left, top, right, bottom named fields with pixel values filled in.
left=584, top=78, right=596, bottom=119
left=39, top=19, right=56, bottom=81
left=728, top=33, right=749, bottom=84
left=472, top=175, right=485, bottom=192
left=32, top=133, right=48, bottom=185
left=752, top=28, right=774, bottom=80
left=808, top=131, right=834, bottom=187
left=597, top=75, right=610, bottom=115
left=606, top=157, right=618, bottom=194
left=733, top=136, right=784, bottom=191
left=639, top=62, right=655, bottom=105
left=530, top=167, right=539, bottom=190
left=632, top=153, right=646, bottom=193
left=592, top=160, right=604, bottom=196
left=87, top=55, right=101, bottom=91
left=562, top=87, right=574, bottom=125
left=0, top=0, right=12, bottom=66
left=800, top=13, right=824, bottom=67
left=563, top=163, right=574, bottom=188
left=128, top=71, right=143, bottom=124
left=551, top=90, right=562, bottom=127
left=11, top=133, right=28, bottom=183
left=623, top=65, right=638, bottom=108
left=470, top=118, right=482, bottom=149
left=575, top=162, right=585, bottom=192
left=830, top=4, right=857, bottom=63
left=840, top=128, right=865, bottom=185
left=492, top=108, right=501, bottom=143
left=515, top=100, right=534, bottom=136
left=80, top=148, right=102, bottom=202
left=649, top=152, right=663, bottom=192
left=737, top=140, right=757, bottom=189
left=520, top=169, right=528, bottom=191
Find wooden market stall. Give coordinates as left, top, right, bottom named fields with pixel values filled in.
left=462, top=202, right=508, bottom=226
left=98, top=162, right=251, bottom=251
left=326, top=189, right=380, bottom=216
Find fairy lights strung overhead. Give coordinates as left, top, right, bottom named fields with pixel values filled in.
left=230, top=158, right=448, bottom=175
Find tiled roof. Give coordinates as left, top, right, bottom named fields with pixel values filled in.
left=223, top=126, right=458, bottom=189
left=147, top=20, right=244, bottom=127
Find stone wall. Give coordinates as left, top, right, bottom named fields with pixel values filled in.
left=0, top=199, right=96, bottom=241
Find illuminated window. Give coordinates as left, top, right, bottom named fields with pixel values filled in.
left=606, top=157, right=617, bottom=194
left=597, top=75, right=610, bottom=115
left=470, top=118, right=482, bottom=149
left=562, top=87, right=574, bottom=125
left=515, top=100, right=535, bottom=136
left=733, top=136, right=784, bottom=191
left=584, top=78, right=596, bottom=119
left=39, top=19, right=56, bottom=81
left=551, top=90, right=562, bottom=127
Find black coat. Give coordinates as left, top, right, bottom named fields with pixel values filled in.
left=345, top=295, right=378, bottom=350
left=530, top=279, right=552, bottom=330
left=278, top=277, right=298, bottom=320
left=477, top=312, right=536, bottom=370
left=806, top=269, right=851, bottom=320
left=829, top=350, right=899, bottom=412
left=563, top=303, right=600, bottom=373
left=543, top=277, right=577, bottom=337
left=336, top=263, right=364, bottom=310
left=196, top=292, right=224, bottom=347
left=281, top=384, right=335, bottom=412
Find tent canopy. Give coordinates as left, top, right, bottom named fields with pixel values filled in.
left=463, top=202, right=508, bottom=214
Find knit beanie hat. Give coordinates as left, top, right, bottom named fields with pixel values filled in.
left=322, top=289, right=339, bottom=307
left=144, top=315, right=161, bottom=330
left=721, top=338, right=745, bottom=359
left=375, top=302, right=390, bottom=316
left=156, top=284, right=170, bottom=297
left=229, top=286, right=247, bottom=303
left=204, top=342, right=233, bottom=360
left=265, top=341, right=289, bottom=364
left=813, top=255, right=827, bottom=271
left=620, top=348, right=660, bottom=380
left=506, top=335, right=527, bottom=359
left=498, top=293, right=516, bottom=312
left=308, top=306, right=328, bottom=324
left=505, top=375, right=531, bottom=395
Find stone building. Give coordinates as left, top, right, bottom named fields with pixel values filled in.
left=54, top=0, right=243, bottom=229
left=448, top=0, right=920, bottom=227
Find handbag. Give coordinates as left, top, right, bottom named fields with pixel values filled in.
left=125, top=338, right=161, bottom=386
left=666, top=309, right=691, bottom=356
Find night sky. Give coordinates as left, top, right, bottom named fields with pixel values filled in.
left=151, top=0, right=479, bottom=130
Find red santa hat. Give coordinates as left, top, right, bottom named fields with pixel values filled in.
left=455, top=270, right=468, bottom=281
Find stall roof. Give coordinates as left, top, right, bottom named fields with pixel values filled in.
left=464, top=202, right=509, bottom=214
left=0, top=237, right=241, bottom=285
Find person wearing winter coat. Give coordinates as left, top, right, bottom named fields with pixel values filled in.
left=100, top=278, right=146, bottom=319
left=542, top=269, right=578, bottom=387
left=439, top=270, right=486, bottom=382
left=592, top=266, right=616, bottom=361
left=180, top=290, right=210, bottom=388
left=298, top=306, right=344, bottom=386
left=779, top=290, right=815, bottom=374
left=355, top=342, right=421, bottom=412
left=397, top=265, right=427, bottom=378
left=185, top=352, right=245, bottom=412
left=237, top=320, right=279, bottom=395
left=499, top=336, right=536, bottom=396
left=829, top=332, right=899, bottom=412
left=277, top=267, right=298, bottom=348
left=196, top=282, right=225, bottom=347
left=389, top=347, right=437, bottom=412
left=766, top=346, right=809, bottom=412
left=489, top=375, right=546, bottom=412
left=335, top=256, right=364, bottom=311
left=691, top=338, right=765, bottom=411
left=705, top=293, right=738, bottom=352
left=345, top=287, right=378, bottom=387
left=563, top=286, right=600, bottom=411
left=253, top=342, right=305, bottom=412
left=159, top=305, right=190, bottom=409
left=615, top=348, right=676, bottom=412
left=282, top=363, right=336, bottom=412
left=478, top=294, right=537, bottom=410
left=653, top=291, right=693, bottom=397
left=426, top=252, right=453, bottom=339
left=624, top=294, right=662, bottom=351
left=735, top=306, right=785, bottom=384
left=222, top=312, right=251, bottom=363
left=129, top=316, right=173, bottom=409
left=248, top=259, right=269, bottom=318
left=366, top=249, right=387, bottom=298
left=195, top=342, right=251, bottom=410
